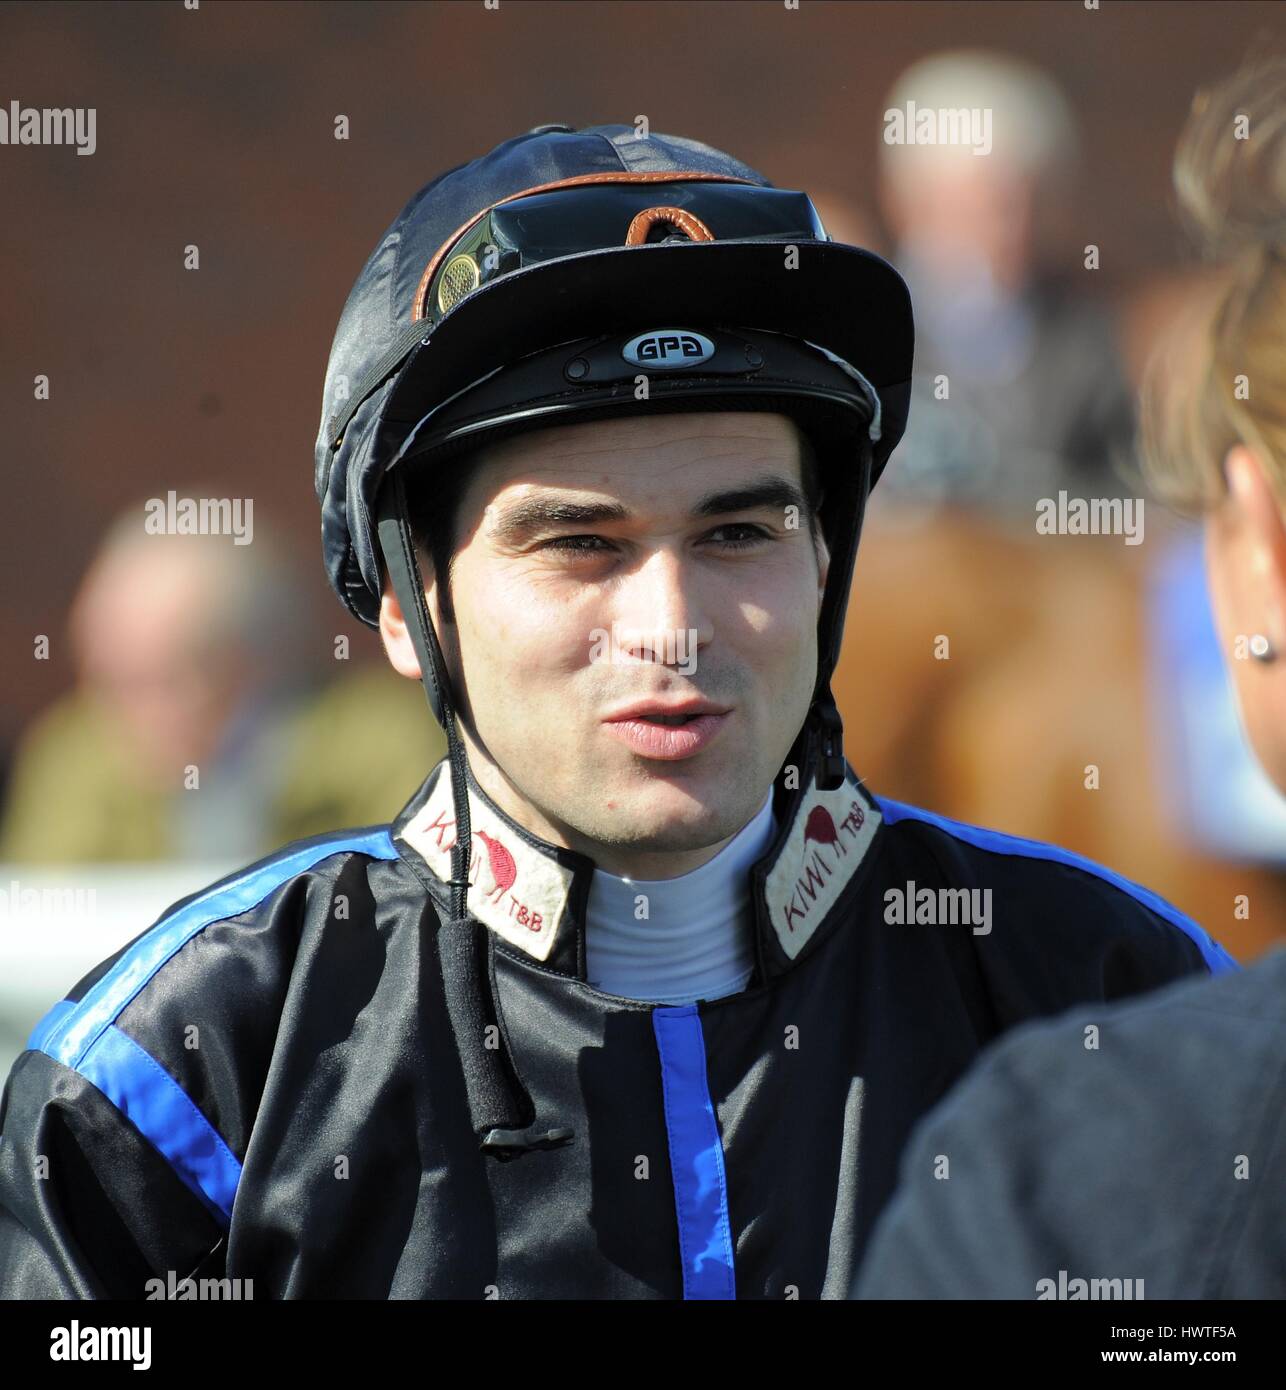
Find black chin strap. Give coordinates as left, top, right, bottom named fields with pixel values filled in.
left=375, top=470, right=573, bottom=1160
left=810, top=695, right=846, bottom=790
left=806, top=429, right=876, bottom=791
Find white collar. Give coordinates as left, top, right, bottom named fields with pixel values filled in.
left=582, top=789, right=777, bottom=1004
left=395, top=738, right=883, bottom=984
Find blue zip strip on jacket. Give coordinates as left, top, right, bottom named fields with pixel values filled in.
left=24, top=828, right=400, bottom=1227
left=874, top=798, right=1239, bottom=975
left=652, top=1004, right=737, bottom=1300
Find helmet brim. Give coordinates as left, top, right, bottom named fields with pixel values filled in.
left=379, top=236, right=912, bottom=490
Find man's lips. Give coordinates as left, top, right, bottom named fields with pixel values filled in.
left=600, top=703, right=733, bottom=760
left=602, top=698, right=732, bottom=722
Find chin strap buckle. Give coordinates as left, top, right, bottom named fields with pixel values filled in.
left=813, top=701, right=846, bottom=791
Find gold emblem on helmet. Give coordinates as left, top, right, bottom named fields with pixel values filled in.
left=437, top=253, right=481, bottom=315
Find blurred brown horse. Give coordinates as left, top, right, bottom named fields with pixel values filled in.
left=835, top=509, right=1286, bottom=963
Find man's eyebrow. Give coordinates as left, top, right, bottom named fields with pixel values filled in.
left=490, top=475, right=807, bottom=545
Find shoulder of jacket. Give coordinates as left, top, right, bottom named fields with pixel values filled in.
left=11, top=826, right=405, bottom=1232
left=871, top=794, right=1237, bottom=975
left=26, top=824, right=402, bottom=1071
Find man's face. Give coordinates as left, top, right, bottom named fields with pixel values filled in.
left=383, top=410, right=829, bottom=878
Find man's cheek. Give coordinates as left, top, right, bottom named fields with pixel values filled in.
left=459, top=600, right=530, bottom=671
left=471, top=627, right=571, bottom=713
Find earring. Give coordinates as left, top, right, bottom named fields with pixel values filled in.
left=1250, top=634, right=1277, bottom=663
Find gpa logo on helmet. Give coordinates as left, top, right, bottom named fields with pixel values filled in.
left=621, top=330, right=715, bottom=370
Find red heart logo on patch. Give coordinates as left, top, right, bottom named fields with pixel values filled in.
left=803, top=806, right=839, bottom=847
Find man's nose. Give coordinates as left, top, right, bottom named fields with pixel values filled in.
left=604, top=546, right=714, bottom=666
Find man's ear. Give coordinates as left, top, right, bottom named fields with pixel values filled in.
left=379, top=556, right=455, bottom=680
left=380, top=557, right=477, bottom=743
left=815, top=528, right=831, bottom=604
left=378, top=574, right=423, bottom=679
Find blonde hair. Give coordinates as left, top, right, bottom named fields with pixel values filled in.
left=1139, top=53, right=1286, bottom=514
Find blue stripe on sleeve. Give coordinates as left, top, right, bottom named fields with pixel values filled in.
left=23, top=828, right=399, bottom=1225
left=26, top=997, right=75, bottom=1054
left=652, top=1003, right=737, bottom=1300
left=38, top=828, right=398, bottom=1070
left=79, top=1025, right=242, bottom=1226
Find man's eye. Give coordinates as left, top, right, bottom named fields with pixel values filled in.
left=542, top=534, right=612, bottom=554
left=541, top=525, right=772, bottom=556
left=708, top=523, right=772, bottom=549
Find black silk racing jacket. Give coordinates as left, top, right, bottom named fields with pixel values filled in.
left=0, top=738, right=1235, bottom=1299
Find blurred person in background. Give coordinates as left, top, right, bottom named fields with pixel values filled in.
left=0, top=499, right=445, bottom=862
left=875, top=48, right=1137, bottom=517
left=855, top=52, right=1286, bottom=1300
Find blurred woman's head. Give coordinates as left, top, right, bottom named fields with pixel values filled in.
left=1141, top=54, right=1286, bottom=793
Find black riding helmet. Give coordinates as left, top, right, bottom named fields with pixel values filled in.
left=313, top=123, right=914, bottom=1159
